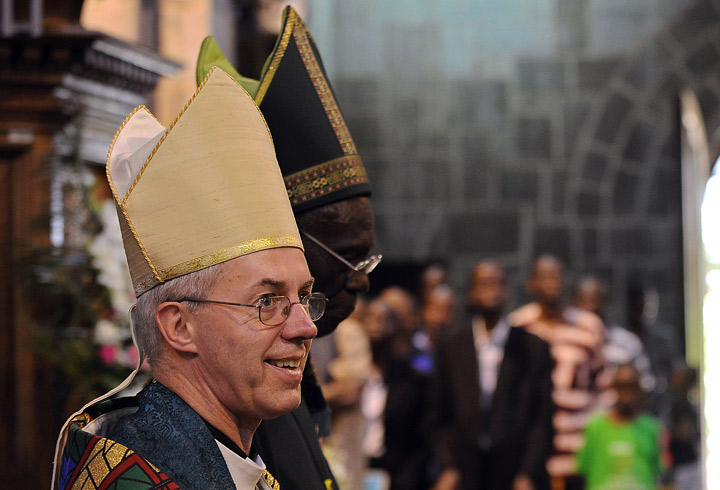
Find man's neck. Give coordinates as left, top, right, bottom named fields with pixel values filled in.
left=538, top=302, right=563, bottom=323
left=154, top=368, right=258, bottom=455
left=474, top=311, right=502, bottom=331
left=486, top=313, right=501, bottom=332
left=203, top=420, right=253, bottom=459
left=610, top=408, right=638, bottom=424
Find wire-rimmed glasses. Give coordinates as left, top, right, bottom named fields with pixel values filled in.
left=300, top=230, right=382, bottom=275
left=177, top=292, right=328, bottom=326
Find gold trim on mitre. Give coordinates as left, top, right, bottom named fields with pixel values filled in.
left=107, top=67, right=302, bottom=296
left=291, top=20, right=358, bottom=156
left=285, top=156, right=368, bottom=207
left=254, top=7, right=297, bottom=106
left=255, top=8, right=358, bottom=157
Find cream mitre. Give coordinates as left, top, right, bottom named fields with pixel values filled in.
left=106, top=67, right=303, bottom=296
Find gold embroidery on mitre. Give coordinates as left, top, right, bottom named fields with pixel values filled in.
left=291, top=23, right=358, bottom=156
left=105, top=106, right=163, bottom=286
left=284, top=156, right=368, bottom=206
left=106, top=106, right=147, bottom=205
left=158, top=235, right=303, bottom=281
left=105, top=105, right=163, bottom=204
left=133, top=276, right=161, bottom=297
left=255, top=8, right=298, bottom=106
left=253, top=9, right=358, bottom=156
left=117, top=204, right=163, bottom=292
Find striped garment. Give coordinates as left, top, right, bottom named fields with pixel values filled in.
left=510, top=303, right=605, bottom=479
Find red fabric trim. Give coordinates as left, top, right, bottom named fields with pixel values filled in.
left=64, top=434, right=103, bottom=490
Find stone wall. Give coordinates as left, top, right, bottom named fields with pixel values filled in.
left=313, top=0, right=720, bottom=337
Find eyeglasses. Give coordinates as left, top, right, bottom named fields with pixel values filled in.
left=177, top=292, right=327, bottom=327
left=300, top=230, right=382, bottom=275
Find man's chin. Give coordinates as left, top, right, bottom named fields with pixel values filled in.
left=262, top=393, right=302, bottom=420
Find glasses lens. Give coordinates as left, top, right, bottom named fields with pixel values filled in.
left=355, top=254, right=382, bottom=275
left=303, top=293, right=327, bottom=321
left=258, top=296, right=290, bottom=326
left=258, top=295, right=327, bottom=325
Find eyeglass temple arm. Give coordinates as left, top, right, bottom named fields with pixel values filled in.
left=300, top=230, right=359, bottom=271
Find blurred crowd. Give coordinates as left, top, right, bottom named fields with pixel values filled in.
left=311, top=255, right=700, bottom=490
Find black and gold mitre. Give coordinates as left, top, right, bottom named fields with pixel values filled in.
left=196, top=6, right=370, bottom=213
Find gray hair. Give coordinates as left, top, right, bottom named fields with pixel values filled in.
left=133, top=262, right=227, bottom=363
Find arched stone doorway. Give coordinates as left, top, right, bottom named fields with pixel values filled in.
left=566, top=0, right=720, bottom=338
left=565, top=2, right=720, bottom=486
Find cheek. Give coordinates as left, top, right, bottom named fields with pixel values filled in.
left=303, top=247, right=352, bottom=298
left=325, top=290, right=357, bottom=320
left=198, top=321, right=271, bottom=375
left=317, top=268, right=348, bottom=297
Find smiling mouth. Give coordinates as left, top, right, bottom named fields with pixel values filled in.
left=265, top=359, right=302, bottom=369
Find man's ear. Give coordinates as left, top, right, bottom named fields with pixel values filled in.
left=156, top=302, right=199, bottom=354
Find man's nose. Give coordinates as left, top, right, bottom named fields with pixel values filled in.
left=282, top=303, right=318, bottom=340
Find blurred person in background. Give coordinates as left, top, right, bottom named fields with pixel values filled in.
left=510, top=254, right=605, bottom=490
left=627, top=283, right=683, bottom=425
left=420, top=283, right=456, bottom=349
left=428, top=259, right=554, bottom=490
left=380, top=286, right=431, bottom=375
left=576, top=363, right=665, bottom=490
left=362, top=289, right=432, bottom=490
left=667, top=362, right=701, bottom=490
left=380, top=286, right=421, bottom=353
left=412, top=283, right=457, bottom=375
left=573, top=275, right=654, bottom=405
left=418, top=262, right=450, bottom=305
left=315, top=296, right=374, bottom=490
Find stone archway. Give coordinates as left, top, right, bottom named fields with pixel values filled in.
left=565, top=0, right=720, bottom=328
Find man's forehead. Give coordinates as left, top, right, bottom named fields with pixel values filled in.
left=533, top=256, right=563, bottom=275
left=427, top=287, right=454, bottom=305
left=247, top=276, right=315, bottom=291
left=298, top=197, right=374, bottom=245
left=219, top=247, right=311, bottom=282
left=326, top=197, right=373, bottom=225
left=473, top=262, right=504, bottom=281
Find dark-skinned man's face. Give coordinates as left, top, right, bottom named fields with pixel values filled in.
left=528, top=257, right=564, bottom=307
left=468, top=261, right=507, bottom=316
left=295, top=196, right=375, bottom=337
left=574, top=279, right=604, bottom=316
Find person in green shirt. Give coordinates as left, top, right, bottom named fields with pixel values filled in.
left=577, top=363, right=664, bottom=490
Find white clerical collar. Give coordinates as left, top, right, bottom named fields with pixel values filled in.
left=215, top=439, right=268, bottom=490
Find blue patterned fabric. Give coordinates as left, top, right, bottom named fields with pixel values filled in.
left=58, top=449, right=77, bottom=490
left=110, top=381, right=235, bottom=490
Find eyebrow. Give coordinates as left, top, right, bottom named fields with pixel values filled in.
left=250, top=277, right=316, bottom=291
